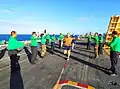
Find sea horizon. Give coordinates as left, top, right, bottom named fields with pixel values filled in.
left=0, top=34, right=79, bottom=41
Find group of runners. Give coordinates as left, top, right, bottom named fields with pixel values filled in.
left=0, top=30, right=120, bottom=77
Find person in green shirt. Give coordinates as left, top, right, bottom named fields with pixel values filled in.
left=106, top=31, right=120, bottom=76
left=98, top=34, right=104, bottom=55
left=30, top=32, right=38, bottom=64
left=40, top=33, right=47, bottom=58
left=51, top=34, right=56, bottom=54
left=0, top=40, right=6, bottom=45
left=46, top=34, right=50, bottom=45
left=93, top=32, right=99, bottom=58
left=8, top=31, right=28, bottom=73
left=59, top=33, right=64, bottom=49
left=87, top=32, right=92, bottom=50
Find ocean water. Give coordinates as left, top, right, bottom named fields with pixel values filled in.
left=0, top=34, right=79, bottom=41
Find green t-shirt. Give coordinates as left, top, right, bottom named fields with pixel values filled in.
left=99, top=36, right=104, bottom=43
left=88, top=35, right=92, bottom=42
left=41, top=36, right=46, bottom=45
left=110, top=36, right=120, bottom=52
left=46, top=34, right=50, bottom=40
left=8, top=36, right=25, bottom=50
left=51, top=35, right=56, bottom=42
left=59, top=35, right=64, bottom=40
left=94, top=36, right=99, bottom=44
left=30, top=35, right=38, bottom=46
left=0, top=41, right=2, bottom=45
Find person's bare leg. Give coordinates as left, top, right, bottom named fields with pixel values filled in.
left=64, top=50, right=67, bottom=54
left=67, top=50, right=71, bottom=61
left=95, top=45, right=98, bottom=58
left=72, top=43, right=75, bottom=50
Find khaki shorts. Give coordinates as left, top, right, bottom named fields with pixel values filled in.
left=42, top=45, right=46, bottom=52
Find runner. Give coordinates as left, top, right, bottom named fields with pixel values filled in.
left=87, top=32, right=92, bottom=50
left=106, top=31, right=120, bottom=76
left=93, top=32, right=99, bottom=58
left=98, top=34, right=104, bottom=55
left=8, top=31, right=28, bottom=73
left=63, top=33, right=73, bottom=61
left=30, top=32, right=38, bottom=64
left=51, top=34, right=56, bottom=54
left=59, top=33, right=64, bottom=49
left=40, top=33, right=46, bottom=58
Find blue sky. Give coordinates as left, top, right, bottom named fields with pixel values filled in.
left=0, top=0, right=120, bottom=34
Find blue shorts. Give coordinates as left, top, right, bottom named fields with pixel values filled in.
left=64, top=46, right=71, bottom=50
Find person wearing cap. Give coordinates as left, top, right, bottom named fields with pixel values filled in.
left=59, top=33, right=64, bottom=49
left=30, top=32, right=38, bottom=64
left=93, top=32, right=99, bottom=58
left=40, top=33, right=46, bottom=58
left=8, top=31, right=28, bottom=73
left=63, top=33, right=73, bottom=61
left=106, top=31, right=120, bottom=76
left=51, top=34, right=56, bottom=54
left=87, top=32, right=92, bottom=50
left=98, top=34, right=104, bottom=55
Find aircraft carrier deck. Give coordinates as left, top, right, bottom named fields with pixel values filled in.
left=0, top=40, right=120, bottom=89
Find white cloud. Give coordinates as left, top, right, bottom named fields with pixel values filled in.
left=78, top=17, right=90, bottom=21
left=77, top=15, right=94, bottom=22
left=0, top=8, right=15, bottom=13
left=0, top=20, right=33, bottom=34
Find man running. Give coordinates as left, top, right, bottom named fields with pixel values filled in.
left=59, top=33, right=64, bottom=49
left=93, top=32, right=99, bottom=58
left=87, top=32, right=92, bottom=50
left=30, top=32, right=38, bottom=64
left=106, top=31, right=120, bottom=76
left=98, top=34, right=104, bottom=55
left=40, top=33, right=46, bottom=58
left=63, top=33, right=73, bottom=61
left=51, top=34, right=56, bottom=54
left=8, top=31, right=28, bottom=73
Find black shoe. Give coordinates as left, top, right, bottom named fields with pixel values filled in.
left=31, top=61, right=36, bottom=64
left=40, top=56, right=44, bottom=58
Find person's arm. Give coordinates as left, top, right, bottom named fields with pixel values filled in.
left=14, top=39, right=25, bottom=49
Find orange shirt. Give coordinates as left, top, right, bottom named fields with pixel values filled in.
left=64, top=37, right=73, bottom=46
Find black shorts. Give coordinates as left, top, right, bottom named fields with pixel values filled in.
left=64, top=46, right=71, bottom=50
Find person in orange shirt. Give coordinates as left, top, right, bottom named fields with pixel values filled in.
left=63, top=33, right=73, bottom=61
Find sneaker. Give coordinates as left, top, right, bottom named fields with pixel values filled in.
left=110, top=73, right=117, bottom=76
left=95, top=56, right=99, bottom=59
left=67, top=58, right=69, bottom=61
left=31, top=61, right=36, bottom=65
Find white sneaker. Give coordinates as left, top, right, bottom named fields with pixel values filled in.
left=67, top=58, right=69, bottom=61
left=110, top=73, right=117, bottom=76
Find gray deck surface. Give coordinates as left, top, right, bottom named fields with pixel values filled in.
left=0, top=41, right=120, bottom=89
